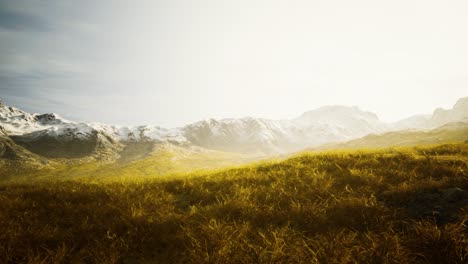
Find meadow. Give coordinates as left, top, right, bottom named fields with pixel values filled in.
left=0, top=143, right=467, bottom=263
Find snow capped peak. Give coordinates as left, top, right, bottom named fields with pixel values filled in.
left=0, top=103, right=41, bottom=135
left=33, top=113, right=73, bottom=125
left=0, top=100, right=188, bottom=145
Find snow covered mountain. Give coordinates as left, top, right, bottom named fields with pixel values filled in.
left=0, top=102, right=72, bottom=135
left=0, top=100, right=189, bottom=158
left=0, top=101, right=187, bottom=144
left=183, top=106, right=388, bottom=154
left=0, top=97, right=467, bottom=157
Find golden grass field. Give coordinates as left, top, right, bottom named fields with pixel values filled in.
left=0, top=143, right=467, bottom=263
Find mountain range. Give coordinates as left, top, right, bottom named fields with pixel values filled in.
left=0, top=97, right=467, bottom=160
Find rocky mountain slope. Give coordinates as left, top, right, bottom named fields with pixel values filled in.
left=0, top=124, right=47, bottom=167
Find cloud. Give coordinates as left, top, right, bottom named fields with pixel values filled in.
left=0, top=5, right=52, bottom=32
left=0, top=1, right=467, bottom=127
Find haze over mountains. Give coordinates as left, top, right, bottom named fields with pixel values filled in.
left=0, top=97, right=467, bottom=159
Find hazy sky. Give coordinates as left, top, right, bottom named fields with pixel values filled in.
left=0, top=0, right=467, bottom=127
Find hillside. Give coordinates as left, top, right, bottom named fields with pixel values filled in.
left=0, top=142, right=254, bottom=183
left=318, top=122, right=468, bottom=151
left=0, top=125, right=52, bottom=171
left=0, top=143, right=467, bottom=263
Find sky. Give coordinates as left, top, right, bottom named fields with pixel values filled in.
left=0, top=0, right=467, bottom=127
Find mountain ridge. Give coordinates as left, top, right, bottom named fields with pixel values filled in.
left=0, top=97, right=467, bottom=157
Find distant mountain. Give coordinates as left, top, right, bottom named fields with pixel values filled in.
left=391, top=97, right=468, bottom=131
left=431, top=97, right=468, bottom=127
left=293, top=105, right=387, bottom=143
left=0, top=100, right=389, bottom=156
left=0, top=102, right=72, bottom=135
left=391, top=115, right=432, bottom=130
left=321, top=97, right=468, bottom=150
left=183, top=118, right=288, bottom=154
left=0, top=101, right=190, bottom=158
left=0, top=96, right=467, bottom=157
left=183, top=106, right=387, bottom=154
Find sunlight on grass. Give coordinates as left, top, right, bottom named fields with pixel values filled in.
left=0, top=143, right=467, bottom=263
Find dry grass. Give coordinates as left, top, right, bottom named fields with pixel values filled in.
left=0, top=143, right=467, bottom=263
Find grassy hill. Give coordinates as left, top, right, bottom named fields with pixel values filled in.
left=318, top=122, right=468, bottom=151
left=0, top=142, right=252, bottom=183
left=0, top=143, right=467, bottom=263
